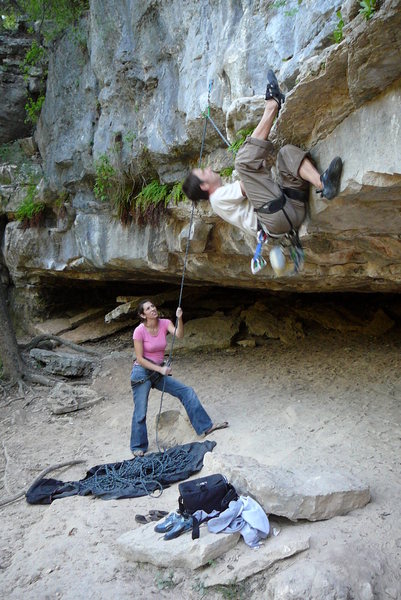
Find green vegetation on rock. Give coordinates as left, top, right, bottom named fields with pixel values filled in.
left=94, top=154, right=185, bottom=225
left=24, top=94, right=45, bottom=125
left=359, top=0, right=377, bottom=20
left=16, top=187, right=45, bottom=227
left=333, top=10, right=344, bottom=43
left=94, top=155, right=116, bottom=203
left=228, top=128, right=254, bottom=155
left=220, top=166, right=234, bottom=178
left=2, top=0, right=89, bottom=125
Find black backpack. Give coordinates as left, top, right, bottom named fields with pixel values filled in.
left=178, top=473, right=238, bottom=539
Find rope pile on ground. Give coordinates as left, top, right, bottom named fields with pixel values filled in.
left=25, top=440, right=216, bottom=504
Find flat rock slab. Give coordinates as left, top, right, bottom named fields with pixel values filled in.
left=32, top=317, right=72, bottom=336
left=48, top=383, right=104, bottom=414
left=203, top=453, right=370, bottom=521
left=117, top=520, right=240, bottom=570
left=61, top=316, right=137, bottom=344
left=30, top=348, right=94, bottom=377
left=202, top=526, right=310, bottom=587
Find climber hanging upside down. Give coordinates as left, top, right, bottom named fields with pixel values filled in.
left=183, top=70, right=343, bottom=275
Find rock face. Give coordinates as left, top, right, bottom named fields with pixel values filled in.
left=1, top=0, right=401, bottom=323
left=0, top=25, right=34, bottom=143
left=203, top=452, right=370, bottom=521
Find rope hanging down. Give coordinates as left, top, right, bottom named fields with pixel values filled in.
left=155, top=80, right=217, bottom=452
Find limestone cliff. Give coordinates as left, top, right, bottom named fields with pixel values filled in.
left=1, top=0, right=401, bottom=320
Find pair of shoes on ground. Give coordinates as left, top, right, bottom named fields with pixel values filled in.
left=203, top=422, right=229, bottom=437
left=265, top=69, right=285, bottom=111
left=154, top=512, right=193, bottom=540
left=135, top=509, right=168, bottom=524
left=318, top=156, right=343, bottom=200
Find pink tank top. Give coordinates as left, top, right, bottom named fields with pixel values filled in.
left=133, top=319, right=171, bottom=364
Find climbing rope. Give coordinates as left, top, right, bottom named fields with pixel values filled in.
left=79, top=446, right=194, bottom=499
left=152, top=81, right=303, bottom=454
left=154, top=81, right=214, bottom=453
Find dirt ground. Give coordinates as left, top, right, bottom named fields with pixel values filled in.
left=1, top=326, right=401, bottom=599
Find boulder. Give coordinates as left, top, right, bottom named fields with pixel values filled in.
left=48, top=382, right=105, bottom=414
left=241, top=301, right=304, bottom=344
left=174, top=314, right=240, bottom=352
left=116, top=520, right=240, bottom=570
left=155, top=410, right=195, bottom=448
left=202, top=526, right=310, bottom=587
left=30, top=348, right=94, bottom=377
left=203, top=453, right=370, bottom=521
left=264, top=543, right=385, bottom=600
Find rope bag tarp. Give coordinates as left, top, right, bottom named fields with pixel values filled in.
left=26, top=440, right=216, bottom=504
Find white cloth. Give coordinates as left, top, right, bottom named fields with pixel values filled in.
left=209, top=182, right=258, bottom=237
left=196, top=496, right=270, bottom=548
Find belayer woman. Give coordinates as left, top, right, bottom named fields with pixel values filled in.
left=130, top=299, right=228, bottom=456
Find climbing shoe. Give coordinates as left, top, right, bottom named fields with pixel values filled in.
left=265, top=69, right=285, bottom=111
left=318, top=157, right=343, bottom=200
left=154, top=512, right=182, bottom=533
left=164, top=515, right=193, bottom=541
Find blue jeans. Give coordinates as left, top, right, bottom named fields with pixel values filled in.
left=130, top=365, right=213, bottom=452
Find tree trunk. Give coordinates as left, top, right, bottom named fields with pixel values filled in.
left=0, top=279, right=24, bottom=382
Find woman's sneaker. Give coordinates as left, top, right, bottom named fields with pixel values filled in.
left=265, top=70, right=285, bottom=111
left=164, top=515, right=193, bottom=540
left=154, top=512, right=182, bottom=533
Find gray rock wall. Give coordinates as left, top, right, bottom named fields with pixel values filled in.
left=1, top=0, right=401, bottom=307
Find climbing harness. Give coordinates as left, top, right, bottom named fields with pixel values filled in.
left=252, top=183, right=307, bottom=275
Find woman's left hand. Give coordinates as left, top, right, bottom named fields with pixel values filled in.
left=176, top=307, right=183, bottom=319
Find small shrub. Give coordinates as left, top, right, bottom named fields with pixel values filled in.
left=53, top=192, right=69, bottom=218
left=0, top=142, right=15, bottom=163
left=123, top=131, right=137, bottom=145
left=113, top=186, right=135, bottom=226
left=94, top=153, right=185, bottom=224
left=16, top=185, right=45, bottom=228
left=220, top=166, right=234, bottom=178
left=228, top=128, right=254, bottom=155
left=94, top=155, right=116, bottom=202
left=215, top=581, right=247, bottom=599
left=284, top=7, right=299, bottom=17
left=359, top=0, right=377, bottom=19
left=24, top=95, right=45, bottom=125
left=168, top=181, right=186, bottom=205
left=132, top=180, right=169, bottom=225
left=134, top=180, right=169, bottom=209
left=22, top=40, right=46, bottom=81
left=1, top=14, right=18, bottom=31
left=333, top=10, right=344, bottom=42
left=155, top=570, right=176, bottom=590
